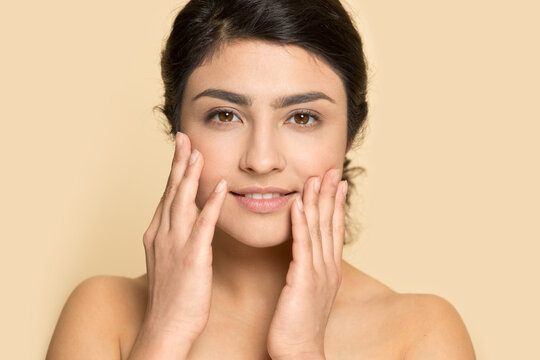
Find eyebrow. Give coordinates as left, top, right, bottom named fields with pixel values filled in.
left=191, top=88, right=335, bottom=108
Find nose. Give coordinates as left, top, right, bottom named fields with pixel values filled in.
left=240, top=122, right=286, bottom=175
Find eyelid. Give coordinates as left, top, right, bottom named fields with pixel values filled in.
left=205, top=107, right=242, bottom=126
left=206, top=106, right=241, bottom=119
left=286, top=109, right=321, bottom=127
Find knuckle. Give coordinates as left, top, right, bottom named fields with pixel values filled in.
left=162, top=183, right=174, bottom=199
left=321, top=220, right=333, bottom=234
left=311, top=225, right=322, bottom=240
left=142, top=230, right=154, bottom=248
left=306, top=201, right=318, bottom=211
left=325, top=189, right=337, bottom=201
left=333, top=221, right=345, bottom=235
left=196, top=214, right=213, bottom=229
left=169, top=198, right=183, bottom=214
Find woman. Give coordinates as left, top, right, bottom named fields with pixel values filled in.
left=46, top=0, right=475, bottom=359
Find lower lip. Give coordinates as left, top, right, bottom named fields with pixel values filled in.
left=231, top=192, right=296, bottom=213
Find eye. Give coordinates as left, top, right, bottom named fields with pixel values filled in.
left=286, top=110, right=321, bottom=128
left=207, top=109, right=242, bottom=124
left=206, top=108, right=321, bottom=128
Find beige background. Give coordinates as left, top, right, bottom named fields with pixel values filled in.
left=1, top=0, right=538, bottom=358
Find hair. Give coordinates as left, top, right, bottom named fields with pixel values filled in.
left=155, top=0, right=369, bottom=244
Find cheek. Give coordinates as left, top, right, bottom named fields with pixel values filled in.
left=286, top=136, right=345, bottom=175
left=192, top=143, right=233, bottom=209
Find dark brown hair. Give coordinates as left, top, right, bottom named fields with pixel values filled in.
left=156, top=0, right=369, bottom=244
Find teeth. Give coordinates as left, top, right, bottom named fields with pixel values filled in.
left=244, top=193, right=283, bottom=199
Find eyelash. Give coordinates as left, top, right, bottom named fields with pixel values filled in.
left=205, top=108, right=321, bottom=128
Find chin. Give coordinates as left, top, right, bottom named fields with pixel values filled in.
left=216, top=212, right=293, bottom=248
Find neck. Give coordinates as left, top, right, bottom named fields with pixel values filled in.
left=211, top=226, right=293, bottom=311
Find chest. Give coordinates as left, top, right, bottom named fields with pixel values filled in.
left=120, top=307, right=407, bottom=360
left=185, top=330, right=404, bottom=360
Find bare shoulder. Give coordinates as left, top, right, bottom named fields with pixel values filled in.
left=46, top=275, right=147, bottom=360
left=398, top=293, right=476, bottom=359
left=335, top=262, right=476, bottom=359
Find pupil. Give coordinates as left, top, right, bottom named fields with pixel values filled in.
left=219, top=111, right=232, bottom=122
left=295, top=114, right=308, bottom=124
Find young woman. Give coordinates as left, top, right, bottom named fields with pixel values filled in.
left=46, top=0, right=476, bottom=359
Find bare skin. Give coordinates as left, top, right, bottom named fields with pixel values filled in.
left=46, top=266, right=475, bottom=359
left=46, top=40, right=475, bottom=360
left=120, top=265, right=430, bottom=359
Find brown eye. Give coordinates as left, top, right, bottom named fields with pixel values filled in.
left=293, top=113, right=309, bottom=124
left=286, top=111, right=320, bottom=127
left=207, top=109, right=240, bottom=125
left=218, top=111, right=235, bottom=122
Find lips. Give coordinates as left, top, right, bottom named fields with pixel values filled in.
left=230, top=191, right=297, bottom=213
left=231, top=186, right=295, bottom=195
left=231, top=191, right=295, bottom=198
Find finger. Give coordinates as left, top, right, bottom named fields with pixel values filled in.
left=143, top=196, right=164, bottom=249
left=333, top=180, right=347, bottom=272
left=142, top=197, right=164, bottom=287
left=185, top=179, right=228, bottom=262
left=169, top=147, right=204, bottom=239
left=290, top=194, right=313, bottom=272
left=143, top=242, right=155, bottom=294
left=303, top=176, right=324, bottom=270
left=143, top=194, right=163, bottom=262
left=160, top=132, right=191, bottom=230
left=318, top=168, right=341, bottom=265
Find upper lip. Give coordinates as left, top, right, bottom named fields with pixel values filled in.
left=231, top=186, right=296, bottom=195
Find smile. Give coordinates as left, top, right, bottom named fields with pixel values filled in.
left=241, top=192, right=291, bottom=199
left=230, top=192, right=297, bottom=213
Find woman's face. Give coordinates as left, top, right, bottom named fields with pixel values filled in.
left=180, top=39, right=348, bottom=248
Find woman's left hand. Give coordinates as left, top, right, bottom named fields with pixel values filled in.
left=267, top=169, right=348, bottom=360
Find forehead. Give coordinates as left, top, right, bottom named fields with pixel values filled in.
left=183, top=40, right=347, bottom=106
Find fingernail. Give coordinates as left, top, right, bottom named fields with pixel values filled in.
left=189, top=149, right=199, bottom=164
left=296, top=195, right=304, bottom=212
left=215, top=179, right=226, bottom=193
left=176, top=132, right=183, bottom=147
left=342, top=180, right=348, bottom=197
left=313, top=177, right=321, bottom=193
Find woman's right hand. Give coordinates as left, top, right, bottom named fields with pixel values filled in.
left=139, top=131, right=227, bottom=345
